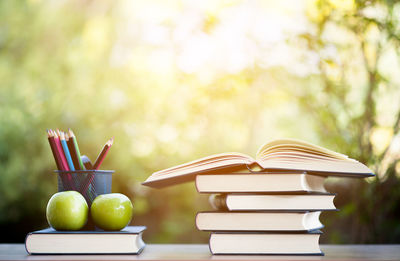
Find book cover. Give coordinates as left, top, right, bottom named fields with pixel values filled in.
left=195, top=173, right=327, bottom=193
left=209, top=193, right=337, bottom=211
left=196, top=211, right=323, bottom=232
left=209, top=230, right=323, bottom=255
left=25, top=226, right=146, bottom=254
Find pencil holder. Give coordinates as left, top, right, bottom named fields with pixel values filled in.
left=55, top=170, right=114, bottom=206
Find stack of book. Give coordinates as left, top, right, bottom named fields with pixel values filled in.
left=143, top=139, right=374, bottom=255
left=195, top=173, right=333, bottom=255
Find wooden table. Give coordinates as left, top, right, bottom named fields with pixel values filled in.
left=0, top=244, right=399, bottom=261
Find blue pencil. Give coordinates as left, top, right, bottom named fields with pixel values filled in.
left=60, top=131, right=75, bottom=171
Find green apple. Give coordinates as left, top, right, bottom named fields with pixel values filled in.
left=91, top=193, right=133, bottom=231
left=46, top=191, right=88, bottom=231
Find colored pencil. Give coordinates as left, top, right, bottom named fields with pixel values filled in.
left=53, top=130, right=69, bottom=171
left=50, top=129, right=75, bottom=190
left=93, top=137, right=114, bottom=170
left=67, top=129, right=85, bottom=170
left=46, top=130, right=61, bottom=170
left=60, top=131, right=75, bottom=171
left=47, top=129, right=73, bottom=189
left=66, top=132, right=78, bottom=170
left=46, top=129, right=115, bottom=196
left=81, top=137, right=113, bottom=195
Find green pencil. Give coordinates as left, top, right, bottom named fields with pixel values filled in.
left=68, top=129, right=85, bottom=170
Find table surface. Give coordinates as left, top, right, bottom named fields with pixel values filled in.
left=1, top=244, right=399, bottom=261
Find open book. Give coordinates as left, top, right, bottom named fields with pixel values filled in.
left=142, top=139, right=374, bottom=188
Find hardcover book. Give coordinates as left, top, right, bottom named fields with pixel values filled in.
left=196, top=211, right=323, bottom=231
left=209, top=194, right=336, bottom=211
left=25, top=226, right=146, bottom=254
left=209, top=231, right=323, bottom=255
left=143, top=139, right=373, bottom=188
left=195, top=173, right=327, bottom=193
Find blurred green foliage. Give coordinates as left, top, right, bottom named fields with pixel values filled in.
left=1, top=0, right=399, bottom=243
left=298, top=0, right=400, bottom=243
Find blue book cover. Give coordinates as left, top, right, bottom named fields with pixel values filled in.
left=25, top=226, right=146, bottom=255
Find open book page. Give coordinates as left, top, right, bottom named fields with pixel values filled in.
left=143, top=139, right=374, bottom=188
left=256, top=139, right=350, bottom=160
left=255, top=158, right=372, bottom=174
left=142, top=153, right=255, bottom=188
left=255, top=139, right=372, bottom=174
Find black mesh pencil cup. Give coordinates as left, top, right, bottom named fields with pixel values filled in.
left=55, top=170, right=114, bottom=205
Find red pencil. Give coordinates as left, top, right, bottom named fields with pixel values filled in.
left=52, top=130, right=69, bottom=171
left=48, top=129, right=75, bottom=190
left=81, top=137, right=114, bottom=194
left=46, top=130, right=62, bottom=170
left=93, top=137, right=114, bottom=170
